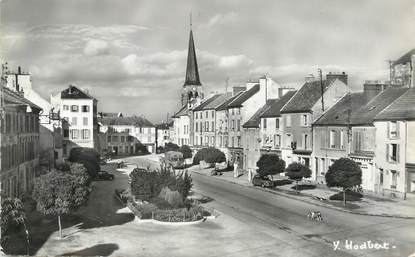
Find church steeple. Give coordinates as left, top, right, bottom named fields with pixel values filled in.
left=183, top=29, right=201, bottom=87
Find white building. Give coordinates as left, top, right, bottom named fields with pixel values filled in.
left=51, top=85, right=99, bottom=157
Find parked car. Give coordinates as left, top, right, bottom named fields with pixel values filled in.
left=96, top=171, right=114, bottom=181
left=161, top=151, right=185, bottom=169
left=252, top=175, right=273, bottom=188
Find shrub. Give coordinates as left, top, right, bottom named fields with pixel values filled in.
left=179, top=145, right=192, bottom=159
left=131, top=202, right=158, bottom=219
left=256, top=154, right=285, bottom=179
left=165, top=142, right=180, bottom=152
left=69, top=147, right=100, bottom=163
left=152, top=206, right=207, bottom=222
left=66, top=162, right=91, bottom=186
left=158, top=187, right=183, bottom=208
left=193, top=147, right=225, bottom=165
left=1, top=198, right=27, bottom=253
left=329, top=191, right=363, bottom=201
left=135, top=142, right=150, bottom=155
left=285, top=162, right=311, bottom=193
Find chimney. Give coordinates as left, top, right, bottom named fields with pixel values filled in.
left=18, top=66, right=22, bottom=74
left=411, top=54, right=415, bottom=88
left=326, top=71, right=348, bottom=85
left=363, top=80, right=389, bottom=102
left=232, top=86, right=246, bottom=96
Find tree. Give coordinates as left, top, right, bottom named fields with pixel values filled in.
left=32, top=171, right=90, bottom=238
left=285, top=162, right=311, bottom=193
left=164, top=142, right=180, bottom=152
left=179, top=145, right=192, bottom=159
left=325, top=158, right=362, bottom=206
left=204, top=147, right=226, bottom=164
left=256, top=154, right=285, bottom=180
left=68, top=147, right=101, bottom=177
left=67, top=162, right=91, bottom=186
left=1, top=198, right=28, bottom=254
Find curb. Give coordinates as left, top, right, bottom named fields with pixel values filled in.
left=191, top=170, right=415, bottom=219
left=134, top=216, right=214, bottom=226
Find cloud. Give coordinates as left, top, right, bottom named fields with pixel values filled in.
left=83, top=39, right=110, bottom=56
left=199, top=12, right=239, bottom=29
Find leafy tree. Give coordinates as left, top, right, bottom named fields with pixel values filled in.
left=256, top=154, right=285, bottom=180
left=164, top=142, right=180, bottom=152
left=204, top=148, right=226, bottom=164
left=325, top=158, right=362, bottom=206
left=32, top=171, right=90, bottom=238
left=67, top=162, right=91, bottom=186
left=285, top=162, right=312, bottom=193
left=179, top=145, right=192, bottom=159
left=193, top=148, right=209, bottom=165
left=1, top=198, right=28, bottom=253
left=68, top=147, right=101, bottom=177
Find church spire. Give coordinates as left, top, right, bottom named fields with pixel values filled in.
left=183, top=21, right=201, bottom=87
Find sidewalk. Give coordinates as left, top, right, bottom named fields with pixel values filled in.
left=190, top=166, right=415, bottom=219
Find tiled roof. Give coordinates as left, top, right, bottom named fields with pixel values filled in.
left=61, top=85, right=96, bottom=100
left=193, top=94, right=221, bottom=111
left=3, top=86, right=42, bottom=111
left=314, top=92, right=367, bottom=126
left=227, top=84, right=260, bottom=108
left=101, top=116, right=154, bottom=127
left=394, top=48, right=415, bottom=66
left=281, top=80, right=330, bottom=113
left=350, top=87, right=409, bottom=125
left=260, top=91, right=297, bottom=118
left=374, top=88, right=415, bottom=121
left=172, top=105, right=188, bottom=118
left=216, top=91, right=244, bottom=111
left=243, top=100, right=276, bottom=128
left=156, top=121, right=173, bottom=129
left=203, top=93, right=232, bottom=110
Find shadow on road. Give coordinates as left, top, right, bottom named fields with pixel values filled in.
left=61, top=243, right=119, bottom=256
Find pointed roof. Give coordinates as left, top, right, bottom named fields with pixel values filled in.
left=61, top=85, right=96, bottom=100
left=183, top=30, right=201, bottom=87
left=260, top=91, right=297, bottom=118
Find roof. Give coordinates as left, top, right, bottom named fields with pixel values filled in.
left=314, top=92, right=367, bottom=126
left=2, top=86, right=42, bottom=111
left=101, top=116, right=154, bottom=127
left=183, top=30, right=201, bottom=86
left=61, top=85, right=96, bottom=100
left=394, top=48, right=415, bottom=66
left=193, top=94, right=221, bottom=111
left=227, top=84, right=260, bottom=108
left=156, top=121, right=173, bottom=129
left=172, top=105, right=188, bottom=118
left=243, top=100, right=276, bottom=128
left=350, top=87, right=409, bottom=125
left=216, top=91, right=244, bottom=111
left=260, top=91, right=297, bottom=118
left=281, top=80, right=330, bottom=113
left=375, top=88, right=415, bottom=121
left=194, top=93, right=232, bottom=111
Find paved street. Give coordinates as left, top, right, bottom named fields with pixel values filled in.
left=35, top=155, right=415, bottom=257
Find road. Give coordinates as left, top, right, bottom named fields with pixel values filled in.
left=35, top=155, right=415, bottom=257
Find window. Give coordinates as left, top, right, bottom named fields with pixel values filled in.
left=391, top=170, right=397, bottom=189
left=81, top=105, right=90, bottom=112
left=231, top=136, right=234, bottom=147
left=205, top=136, right=209, bottom=146
left=82, top=129, right=90, bottom=139
left=63, top=105, right=69, bottom=111
left=302, top=114, right=308, bottom=126
left=219, top=136, right=223, bottom=147
left=274, top=134, right=281, bottom=148
left=211, top=136, right=214, bottom=146
left=205, top=111, right=208, bottom=118
left=211, top=121, right=214, bottom=132
left=263, top=119, right=267, bottom=129
left=237, top=120, right=240, bottom=131
left=286, top=115, right=291, bottom=127
left=71, top=129, right=79, bottom=139
left=304, top=134, right=308, bottom=149
left=107, top=135, right=111, bottom=142
left=340, top=131, right=345, bottom=149
left=195, top=122, right=199, bottom=132
left=387, top=143, right=399, bottom=163
left=389, top=121, right=398, bottom=138
left=121, top=136, right=125, bottom=142
left=232, top=109, right=234, bottom=115
left=200, top=136, right=203, bottom=145
left=237, top=136, right=241, bottom=147
left=71, top=105, right=79, bottom=112
left=195, top=113, right=198, bottom=119
left=200, top=122, right=203, bottom=132
left=71, top=117, right=77, bottom=126
left=211, top=110, right=214, bottom=118
left=286, top=133, right=292, bottom=147
left=83, top=117, right=88, bottom=126
left=276, top=118, right=280, bottom=129
left=329, top=130, right=336, bottom=148
left=63, top=129, right=69, bottom=138
left=232, top=120, right=235, bottom=130
left=206, top=122, right=209, bottom=132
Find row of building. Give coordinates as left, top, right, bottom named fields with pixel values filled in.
left=0, top=65, right=161, bottom=199
left=171, top=25, right=415, bottom=199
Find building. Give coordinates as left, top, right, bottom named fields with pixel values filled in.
left=312, top=92, right=368, bottom=182
left=280, top=73, right=349, bottom=168
left=172, top=24, right=204, bottom=147
left=391, top=48, right=415, bottom=87
left=259, top=91, right=297, bottom=157
left=6, top=66, right=64, bottom=170
left=50, top=85, right=99, bottom=158
left=156, top=121, right=173, bottom=150
left=99, top=115, right=156, bottom=155
left=193, top=93, right=231, bottom=149
left=0, top=86, right=42, bottom=198
left=373, top=88, right=415, bottom=198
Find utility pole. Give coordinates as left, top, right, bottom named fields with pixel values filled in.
left=318, top=68, right=324, bottom=111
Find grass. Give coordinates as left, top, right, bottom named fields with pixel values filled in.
left=290, top=184, right=316, bottom=191
left=273, top=179, right=293, bottom=186
left=329, top=191, right=363, bottom=202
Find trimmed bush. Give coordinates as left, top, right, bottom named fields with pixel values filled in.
left=130, top=202, right=158, bottom=219
left=256, top=154, right=285, bottom=179
left=329, top=191, right=363, bottom=201
left=285, top=162, right=311, bottom=193
left=193, top=147, right=226, bottom=165
left=164, top=142, right=180, bottom=152
left=179, top=145, right=192, bottom=159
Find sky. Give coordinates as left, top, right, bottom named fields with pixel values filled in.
left=0, top=0, right=414, bottom=122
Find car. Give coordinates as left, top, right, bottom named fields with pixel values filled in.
left=96, top=171, right=114, bottom=181
left=252, top=175, right=273, bottom=188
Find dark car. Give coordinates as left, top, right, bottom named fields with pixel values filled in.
left=96, top=171, right=114, bottom=181
left=252, top=175, right=273, bottom=188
